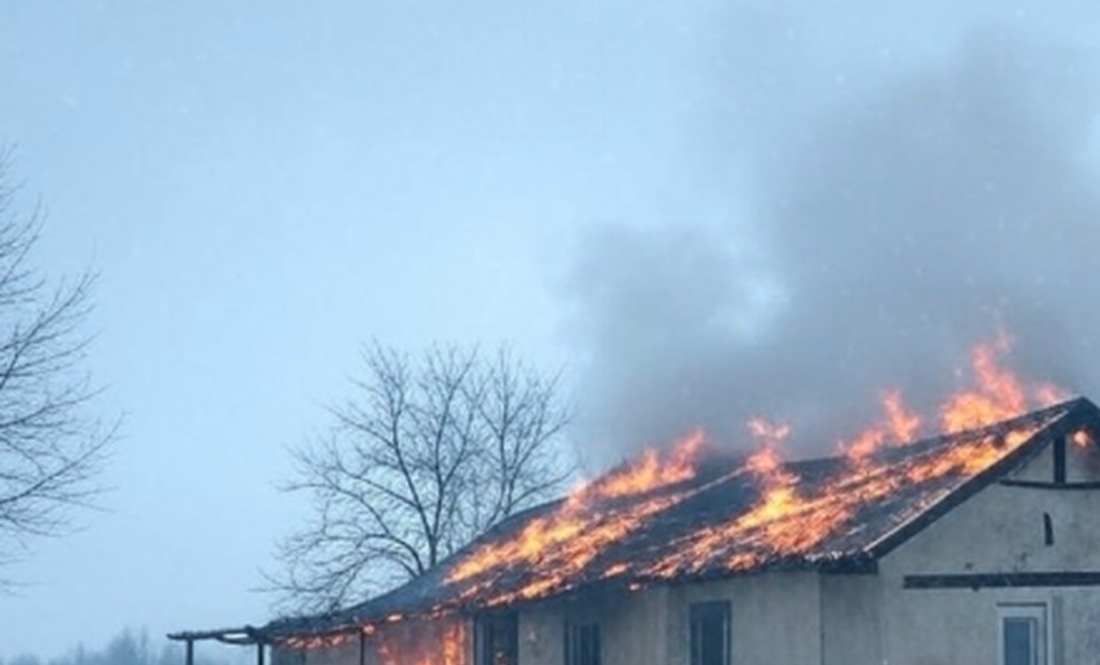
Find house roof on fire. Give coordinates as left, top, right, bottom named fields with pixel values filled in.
left=245, top=397, right=1100, bottom=642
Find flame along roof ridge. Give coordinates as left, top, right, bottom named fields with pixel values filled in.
left=260, top=397, right=1097, bottom=641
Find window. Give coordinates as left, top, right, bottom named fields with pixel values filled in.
left=564, top=622, right=600, bottom=665
left=999, top=604, right=1047, bottom=665
left=689, top=601, right=730, bottom=665
left=475, top=613, right=519, bottom=665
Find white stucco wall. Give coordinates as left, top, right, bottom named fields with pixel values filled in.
left=670, top=573, right=821, bottom=665
left=872, top=437, right=1100, bottom=665
left=516, top=587, right=670, bottom=665
left=820, top=572, right=882, bottom=665
left=515, top=573, right=820, bottom=665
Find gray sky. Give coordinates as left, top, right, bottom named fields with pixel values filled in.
left=1, top=0, right=1099, bottom=658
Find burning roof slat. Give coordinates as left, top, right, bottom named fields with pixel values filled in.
left=262, top=398, right=1094, bottom=641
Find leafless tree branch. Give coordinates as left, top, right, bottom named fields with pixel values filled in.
left=267, top=342, right=572, bottom=613
left=0, top=148, right=114, bottom=585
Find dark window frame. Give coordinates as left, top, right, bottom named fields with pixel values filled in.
left=474, top=612, right=519, bottom=665
left=563, top=621, right=600, bottom=665
left=689, top=600, right=731, bottom=665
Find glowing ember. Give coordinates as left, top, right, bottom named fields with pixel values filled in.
left=604, top=562, right=629, bottom=577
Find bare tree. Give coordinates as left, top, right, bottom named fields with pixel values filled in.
left=0, top=148, right=112, bottom=583
left=271, top=343, right=572, bottom=612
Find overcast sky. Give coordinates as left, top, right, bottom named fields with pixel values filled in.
left=2, top=1, right=1100, bottom=659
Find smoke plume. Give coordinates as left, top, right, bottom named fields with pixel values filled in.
left=563, top=16, right=1100, bottom=462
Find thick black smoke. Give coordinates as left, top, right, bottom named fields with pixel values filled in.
left=564, top=25, right=1100, bottom=461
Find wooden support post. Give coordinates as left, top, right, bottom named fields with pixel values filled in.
left=359, top=630, right=366, bottom=665
left=185, top=640, right=194, bottom=665
left=257, top=642, right=265, bottom=665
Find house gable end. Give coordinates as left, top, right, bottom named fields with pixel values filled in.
left=873, top=399, right=1100, bottom=580
left=865, top=397, right=1100, bottom=563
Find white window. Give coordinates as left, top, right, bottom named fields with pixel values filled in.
left=999, top=604, right=1048, bottom=665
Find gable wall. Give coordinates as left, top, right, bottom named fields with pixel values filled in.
left=871, top=439, right=1100, bottom=665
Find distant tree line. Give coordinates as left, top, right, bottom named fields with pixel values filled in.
left=0, top=629, right=235, bottom=665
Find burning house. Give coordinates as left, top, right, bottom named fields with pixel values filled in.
left=173, top=347, right=1100, bottom=665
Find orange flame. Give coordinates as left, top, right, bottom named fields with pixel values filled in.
left=444, top=433, right=706, bottom=604
left=741, top=419, right=800, bottom=529
left=377, top=619, right=467, bottom=665
left=940, top=333, right=1038, bottom=433
left=583, top=430, right=703, bottom=502
left=843, top=390, right=922, bottom=464
left=645, top=332, right=1064, bottom=578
